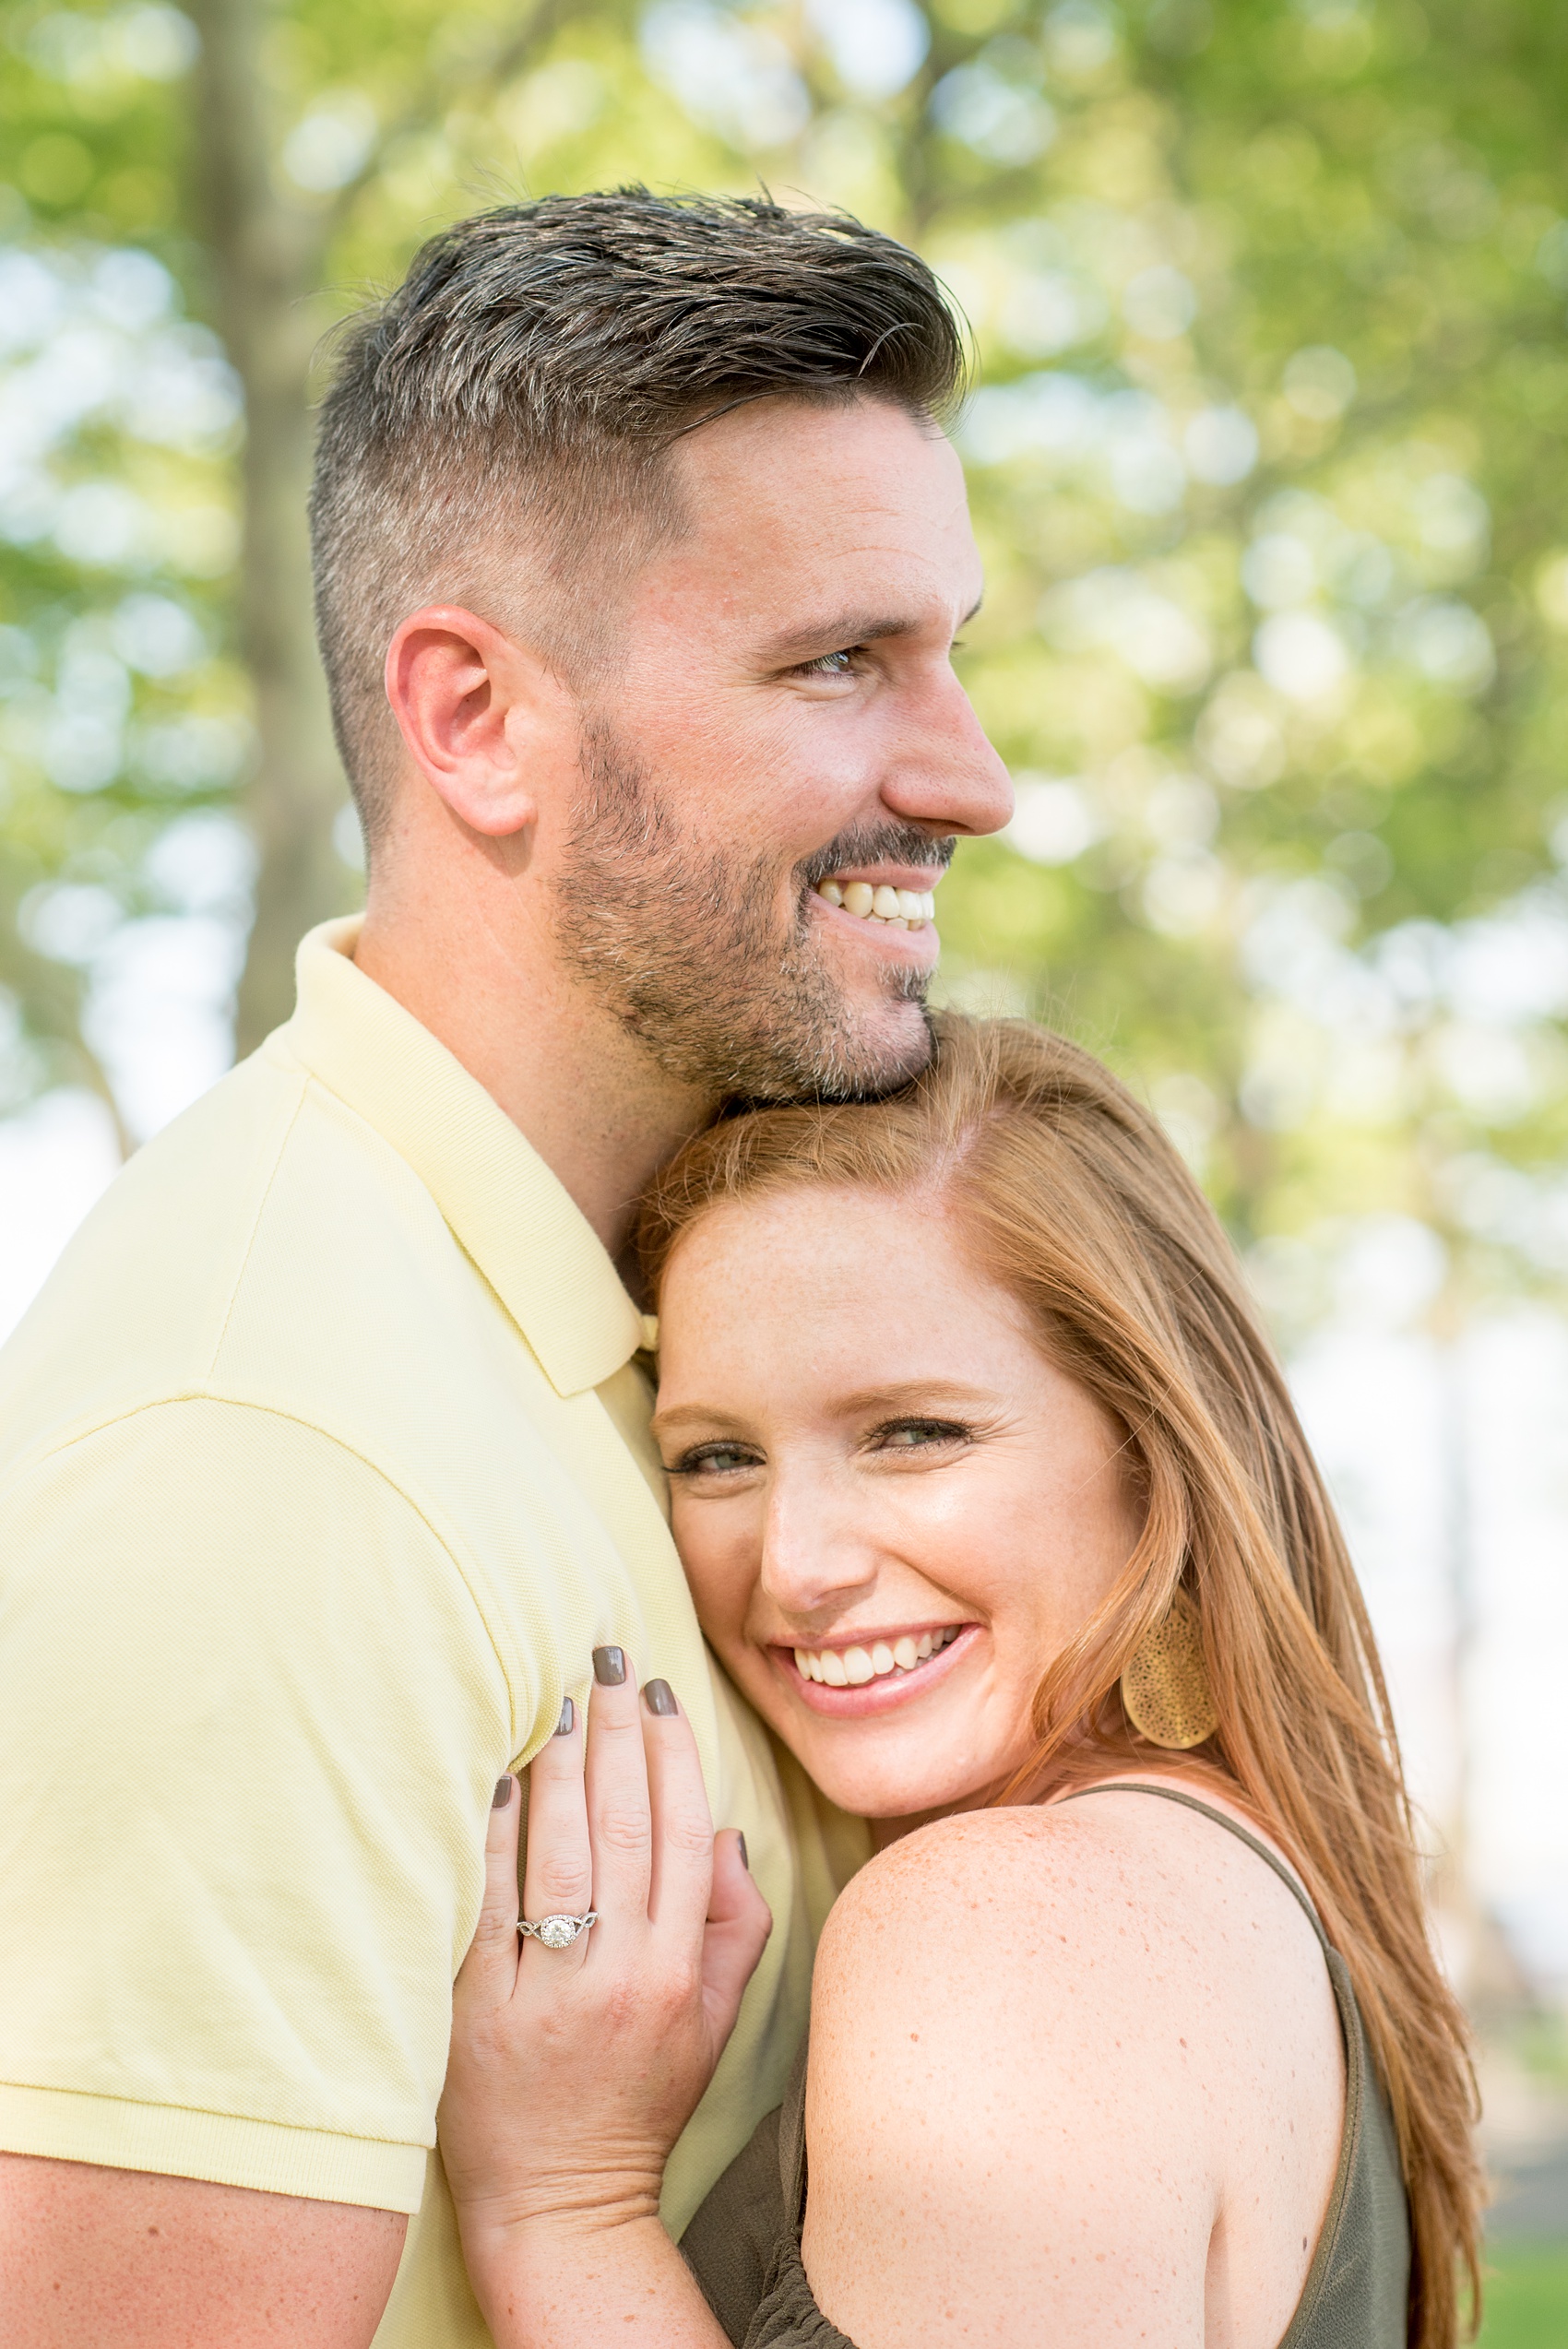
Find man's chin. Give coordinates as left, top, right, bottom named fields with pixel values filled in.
left=865, top=998, right=938, bottom=1087
left=803, top=991, right=937, bottom=1104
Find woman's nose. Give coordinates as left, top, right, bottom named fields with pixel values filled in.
left=757, top=1484, right=878, bottom=1624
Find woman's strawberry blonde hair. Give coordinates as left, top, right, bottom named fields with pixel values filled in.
left=637, top=1010, right=1481, bottom=2349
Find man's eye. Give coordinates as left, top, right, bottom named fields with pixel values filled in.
left=795, top=648, right=857, bottom=678
left=668, top=1442, right=760, bottom=1477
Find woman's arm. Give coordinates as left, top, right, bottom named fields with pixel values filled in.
left=800, top=1809, right=1207, bottom=2349
left=438, top=1660, right=772, bottom=2349
left=800, top=1796, right=1339, bottom=2349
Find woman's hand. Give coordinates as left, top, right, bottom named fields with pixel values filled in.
left=439, top=1647, right=772, bottom=2304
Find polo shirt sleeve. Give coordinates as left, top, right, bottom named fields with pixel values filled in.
left=0, top=1397, right=515, bottom=2213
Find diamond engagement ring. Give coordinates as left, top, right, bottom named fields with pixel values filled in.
left=518, top=1910, right=599, bottom=1950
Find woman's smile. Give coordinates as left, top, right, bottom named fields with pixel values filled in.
left=652, top=1182, right=1144, bottom=1825
left=440, top=1009, right=1473, bottom=2349
left=777, top=1620, right=976, bottom=1714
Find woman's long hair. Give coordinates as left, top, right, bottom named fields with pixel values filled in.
left=638, top=1011, right=1481, bottom=2349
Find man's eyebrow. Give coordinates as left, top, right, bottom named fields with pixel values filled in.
left=761, top=594, right=984, bottom=666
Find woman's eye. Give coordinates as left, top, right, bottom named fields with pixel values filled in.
left=869, top=1418, right=968, bottom=1453
left=668, top=1442, right=760, bottom=1477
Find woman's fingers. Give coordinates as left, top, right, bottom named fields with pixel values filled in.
left=640, top=1688, right=768, bottom=2058
left=443, top=1663, right=763, bottom=2241
left=640, top=1680, right=718, bottom=1936
left=455, top=1772, right=525, bottom=2008
left=520, top=1696, right=592, bottom=1945
left=584, top=1645, right=654, bottom=1932
left=702, top=1829, right=774, bottom=2045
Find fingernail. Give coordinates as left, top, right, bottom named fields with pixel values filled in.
left=555, top=1696, right=575, bottom=1736
left=592, top=1645, right=626, bottom=1686
left=493, top=1775, right=513, bottom=1809
left=643, top=1679, right=677, bottom=1717
left=737, top=1832, right=749, bottom=1871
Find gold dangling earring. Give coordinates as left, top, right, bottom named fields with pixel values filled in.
left=1120, top=1586, right=1218, bottom=1750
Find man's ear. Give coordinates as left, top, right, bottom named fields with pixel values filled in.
left=384, top=605, right=574, bottom=839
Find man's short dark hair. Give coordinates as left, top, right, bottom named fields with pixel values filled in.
left=310, top=187, right=968, bottom=844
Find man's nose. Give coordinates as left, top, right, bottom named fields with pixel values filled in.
left=880, top=663, right=1015, bottom=842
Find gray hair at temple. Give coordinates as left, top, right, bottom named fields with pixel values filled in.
left=309, top=187, right=968, bottom=849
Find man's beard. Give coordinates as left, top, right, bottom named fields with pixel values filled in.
left=551, top=720, right=952, bottom=1102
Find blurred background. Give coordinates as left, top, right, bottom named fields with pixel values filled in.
left=2, top=0, right=1565, bottom=2331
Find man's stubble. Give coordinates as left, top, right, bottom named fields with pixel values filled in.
left=551, top=718, right=950, bottom=1103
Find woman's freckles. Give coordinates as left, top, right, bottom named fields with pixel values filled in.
left=652, top=1184, right=1141, bottom=1827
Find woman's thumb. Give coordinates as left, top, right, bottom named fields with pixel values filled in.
left=702, top=1830, right=773, bottom=2041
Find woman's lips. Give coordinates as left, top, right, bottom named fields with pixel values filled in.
left=769, top=1623, right=980, bottom=1717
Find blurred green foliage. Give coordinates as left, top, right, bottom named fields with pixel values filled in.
left=1478, top=2246, right=1568, bottom=2347
left=3, top=0, right=1568, bottom=1320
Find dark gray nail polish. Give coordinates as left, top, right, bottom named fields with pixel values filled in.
left=493, top=1775, right=513, bottom=1808
left=555, top=1696, right=575, bottom=1736
left=737, top=1832, right=749, bottom=1871
left=592, top=1644, right=626, bottom=1686
left=643, top=1679, right=677, bottom=1717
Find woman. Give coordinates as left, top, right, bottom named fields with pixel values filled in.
left=436, top=1015, right=1480, bottom=2349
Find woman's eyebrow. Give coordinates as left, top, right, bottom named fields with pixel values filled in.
left=651, top=1377, right=999, bottom=1445
left=649, top=1402, right=745, bottom=1440
left=834, top=1378, right=995, bottom=1415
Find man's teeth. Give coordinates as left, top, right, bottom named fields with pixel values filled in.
left=792, top=1627, right=963, bottom=1686
left=814, top=878, right=938, bottom=930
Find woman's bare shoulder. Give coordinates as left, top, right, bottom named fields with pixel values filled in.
left=800, top=1794, right=1267, bottom=2343
left=801, top=1785, right=1340, bottom=2348
left=812, top=1780, right=1329, bottom=2079
left=819, top=1797, right=1133, bottom=1962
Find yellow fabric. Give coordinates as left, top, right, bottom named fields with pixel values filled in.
left=0, top=917, right=867, bottom=2348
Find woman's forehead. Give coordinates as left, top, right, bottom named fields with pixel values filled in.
left=654, top=1189, right=1058, bottom=1403
left=661, top=1180, right=960, bottom=1289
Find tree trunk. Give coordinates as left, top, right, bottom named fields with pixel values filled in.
left=186, top=0, right=354, bottom=1057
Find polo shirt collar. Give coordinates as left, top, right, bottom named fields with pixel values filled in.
left=273, top=918, right=647, bottom=1397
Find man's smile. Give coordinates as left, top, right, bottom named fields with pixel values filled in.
left=814, top=874, right=939, bottom=929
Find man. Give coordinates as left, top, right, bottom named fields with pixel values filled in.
left=0, top=190, right=1011, bottom=2346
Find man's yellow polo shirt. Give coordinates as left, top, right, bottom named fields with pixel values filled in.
left=0, top=918, right=863, bottom=2347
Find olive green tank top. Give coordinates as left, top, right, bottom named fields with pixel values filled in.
left=683, top=1783, right=1410, bottom=2349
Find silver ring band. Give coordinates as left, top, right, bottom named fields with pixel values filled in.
left=518, top=1910, right=599, bottom=1950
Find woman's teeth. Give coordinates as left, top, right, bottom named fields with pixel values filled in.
left=793, top=1627, right=962, bottom=1686
left=814, top=878, right=938, bottom=931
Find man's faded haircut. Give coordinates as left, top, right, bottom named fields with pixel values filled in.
left=309, top=186, right=968, bottom=847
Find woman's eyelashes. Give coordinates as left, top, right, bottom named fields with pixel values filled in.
left=664, top=1418, right=980, bottom=1480
left=864, top=1417, right=974, bottom=1458
left=666, top=1439, right=764, bottom=1479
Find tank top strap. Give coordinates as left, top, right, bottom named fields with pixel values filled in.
left=683, top=1778, right=1410, bottom=2349
left=1058, top=1780, right=1330, bottom=1954
left=1055, top=1780, right=1408, bottom=2349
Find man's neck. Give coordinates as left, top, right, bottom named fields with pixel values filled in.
left=354, top=895, right=712, bottom=1275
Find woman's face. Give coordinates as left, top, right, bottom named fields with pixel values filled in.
left=651, top=1184, right=1144, bottom=1825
